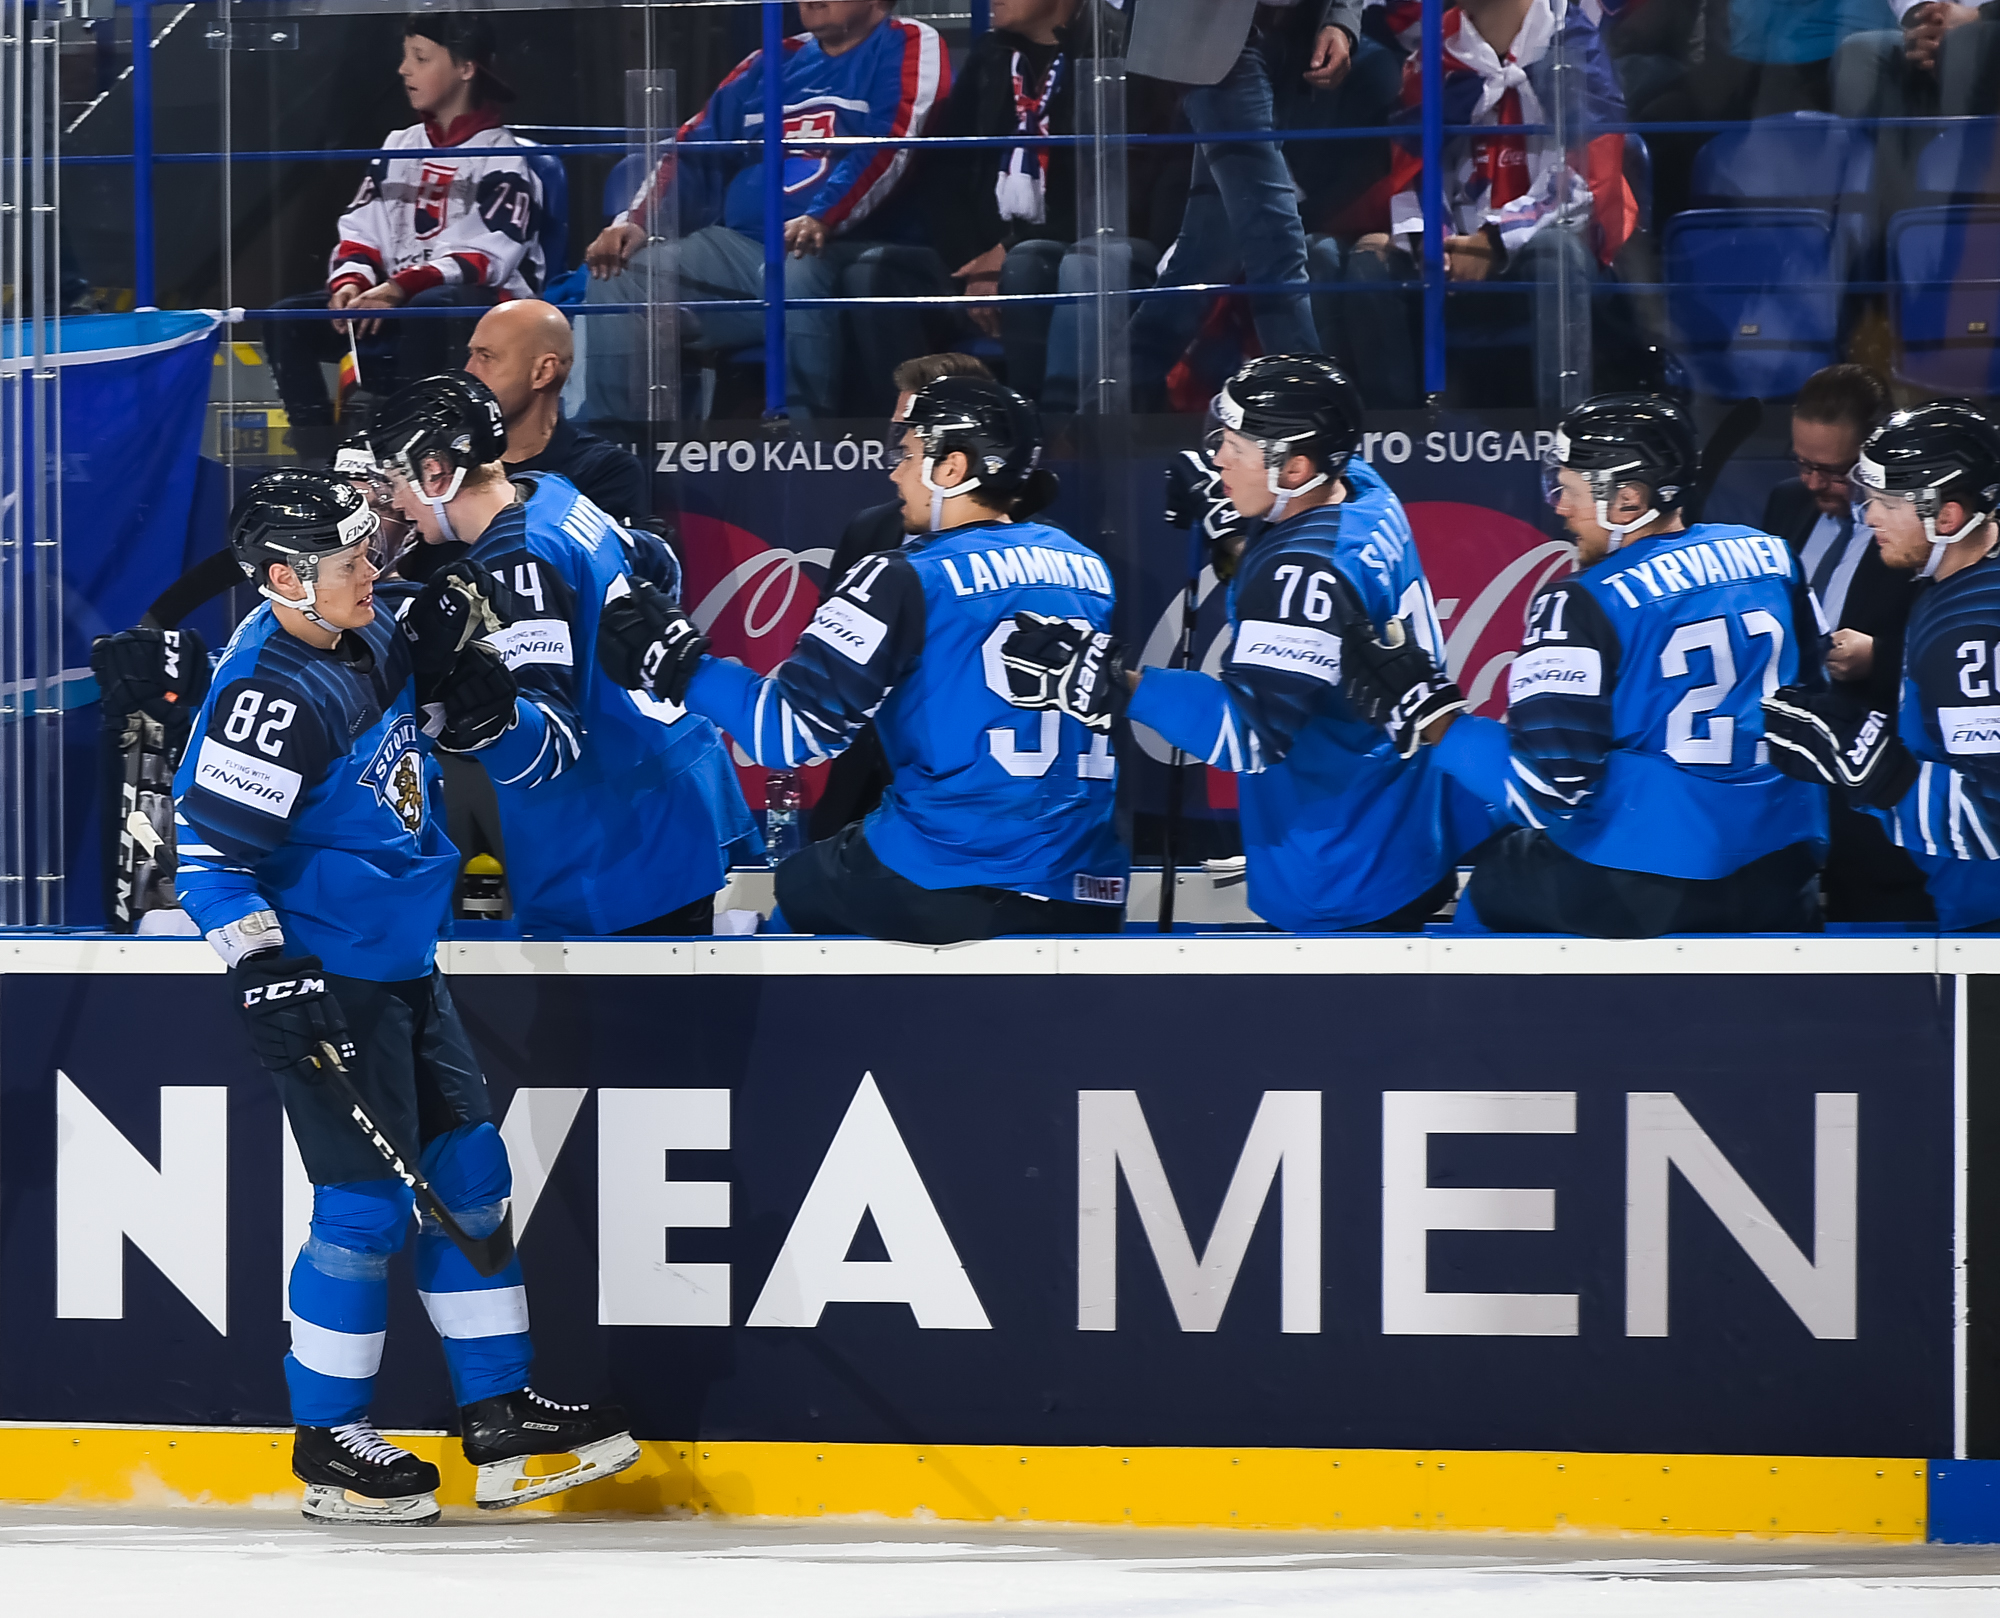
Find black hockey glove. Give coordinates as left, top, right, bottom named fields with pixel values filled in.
left=596, top=577, right=711, bottom=705
left=999, top=612, right=1128, bottom=733
left=1164, top=450, right=1249, bottom=580
left=400, top=560, right=503, bottom=694
left=1762, top=685, right=1919, bottom=808
left=233, top=951, right=354, bottom=1080
left=90, top=624, right=211, bottom=731
left=1340, top=617, right=1468, bottom=760
left=424, top=640, right=519, bottom=754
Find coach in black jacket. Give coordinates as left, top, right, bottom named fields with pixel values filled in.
left=1759, top=363, right=1930, bottom=921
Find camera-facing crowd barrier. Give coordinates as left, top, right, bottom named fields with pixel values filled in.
left=2, top=931, right=1999, bottom=1539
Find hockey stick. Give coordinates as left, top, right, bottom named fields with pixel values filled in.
left=311, top=1040, right=517, bottom=1279
left=1686, top=398, right=1765, bottom=527
left=1157, top=522, right=1207, bottom=933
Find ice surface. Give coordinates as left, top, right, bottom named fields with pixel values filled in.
left=2, top=1508, right=1996, bottom=1617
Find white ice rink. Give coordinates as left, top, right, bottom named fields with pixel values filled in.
left=4, top=1509, right=1998, bottom=1618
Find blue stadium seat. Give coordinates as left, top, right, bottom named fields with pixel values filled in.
left=1689, top=111, right=1874, bottom=208
left=1914, top=122, right=2000, bottom=202
left=523, top=150, right=570, bottom=282
left=603, top=153, right=647, bottom=223
left=1663, top=208, right=1840, bottom=398
left=1887, top=205, right=2000, bottom=395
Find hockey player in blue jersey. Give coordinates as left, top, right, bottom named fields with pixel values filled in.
left=1765, top=401, right=2000, bottom=928
left=1347, top=392, right=1828, bottom=936
left=174, top=471, right=635, bottom=1525
left=593, top=375, right=1127, bottom=943
left=998, top=356, right=1495, bottom=932
left=370, top=372, right=756, bottom=936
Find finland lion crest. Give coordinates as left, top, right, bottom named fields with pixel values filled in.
left=360, top=714, right=427, bottom=834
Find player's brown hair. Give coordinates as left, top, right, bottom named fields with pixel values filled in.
left=891, top=352, right=993, bottom=396
left=1793, top=364, right=1892, bottom=434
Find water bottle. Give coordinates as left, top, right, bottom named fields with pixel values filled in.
left=764, top=770, right=804, bottom=862
left=459, top=853, right=506, bottom=920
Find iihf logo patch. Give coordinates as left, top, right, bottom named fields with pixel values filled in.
left=359, top=714, right=427, bottom=834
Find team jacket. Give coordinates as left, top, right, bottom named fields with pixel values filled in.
left=1435, top=522, right=1829, bottom=880
left=684, top=517, right=1128, bottom=905
left=463, top=475, right=755, bottom=933
left=1127, top=464, right=1497, bottom=931
left=329, top=112, right=546, bottom=299
left=619, top=18, right=948, bottom=240
left=174, top=604, right=457, bottom=983
left=1872, top=549, right=2000, bottom=928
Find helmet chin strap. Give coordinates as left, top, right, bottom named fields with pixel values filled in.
left=1264, top=456, right=1328, bottom=525
left=1590, top=475, right=1659, bottom=555
left=920, top=456, right=984, bottom=532
left=259, top=560, right=338, bottom=631
left=1917, top=500, right=1990, bottom=579
left=419, top=463, right=469, bottom=546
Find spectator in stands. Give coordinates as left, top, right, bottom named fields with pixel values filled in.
left=1836, top=3, right=2000, bottom=190
left=461, top=299, right=649, bottom=521
left=581, top=2, right=947, bottom=422
left=918, top=0, right=1151, bottom=409
left=1760, top=364, right=1932, bottom=922
left=267, top=15, right=545, bottom=462
left=809, top=351, right=995, bottom=842
left=1321, top=0, right=1640, bottom=410
left=1124, top=0, right=1358, bottom=407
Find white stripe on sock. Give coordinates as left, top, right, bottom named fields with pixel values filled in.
left=289, top=1317, right=387, bottom=1381
left=419, top=1285, right=530, bottom=1340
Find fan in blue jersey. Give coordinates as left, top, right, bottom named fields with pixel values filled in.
left=594, top=375, right=1127, bottom=943
left=1000, top=355, right=1497, bottom=932
left=1764, top=401, right=2000, bottom=929
left=371, top=371, right=757, bottom=936
left=174, top=471, right=635, bottom=1527
left=1347, top=391, right=1829, bottom=937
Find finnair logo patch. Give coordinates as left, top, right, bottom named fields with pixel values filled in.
left=803, top=597, right=888, bottom=665
left=1232, top=620, right=1341, bottom=685
left=194, top=738, right=303, bottom=816
left=489, top=618, right=573, bottom=670
left=1941, top=703, right=2000, bottom=756
left=1509, top=646, right=1603, bottom=702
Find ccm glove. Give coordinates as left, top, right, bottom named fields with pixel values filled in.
left=1762, top=685, right=1919, bottom=808
left=1340, top=617, right=1468, bottom=759
left=233, top=951, right=354, bottom=1079
left=400, top=560, right=503, bottom=694
left=999, top=612, right=1127, bottom=732
left=424, top=640, right=518, bottom=753
left=596, top=576, right=710, bottom=704
left=1164, top=451, right=1248, bottom=577
left=90, top=624, right=211, bottom=730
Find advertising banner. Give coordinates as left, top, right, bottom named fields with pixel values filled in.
left=0, top=964, right=1955, bottom=1458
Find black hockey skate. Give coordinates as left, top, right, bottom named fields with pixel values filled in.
left=294, top=1422, right=441, bottom=1526
left=459, top=1388, right=640, bottom=1510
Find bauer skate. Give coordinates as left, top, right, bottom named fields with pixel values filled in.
left=294, top=1422, right=441, bottom=1526
left=459, top=1388, right=640, bottom=1509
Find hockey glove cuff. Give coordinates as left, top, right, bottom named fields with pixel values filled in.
left=233, top=950, right=354, bottom=1080
left=1000, top=612, right=1128, bottom=733
left=1762, top=686, right=1920, bottom=809
left=596, top=577, right=710, bottom=704
left=401, top=560, right=503, bottom=695
left=90, top=624, right=212, bottom=731
left=1340, top=617, right=1467, bottom=760
left=425, top=641, right=519, bottom=754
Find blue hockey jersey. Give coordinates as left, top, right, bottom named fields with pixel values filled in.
left=174, top=604, right=457, bottom=982
left=1126, top=463, right=1498, bottom=931
left=1873, top=549, right=2000, bottom=927
left=464, top=474, right=757, bottom=933
left=684, top=516, right=1128, bottom=905
left=619, top=17, right=948, bottom=240
left=1435, top=521, right=1829, bottom=879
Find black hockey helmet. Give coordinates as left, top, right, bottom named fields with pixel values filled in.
left=1544, top=391, right=1698, bottom=546
left=370, top=370, right=507, bottom=490
left=1208, top=356, right=1364, bottom=475
left=900, top=374, right=1050, bottom=523
left=229, top=469, right=378, bottom=624
left=1854, top=400, right=2000, bottom=574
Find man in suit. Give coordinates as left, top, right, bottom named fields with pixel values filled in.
left=1760, top=362, right=1932, bottom=921
left=1125, top=0, right=1360, bottom=402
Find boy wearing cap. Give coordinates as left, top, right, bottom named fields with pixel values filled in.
left=267, top=14, right=548, bottom=459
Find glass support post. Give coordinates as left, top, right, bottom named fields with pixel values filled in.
left=1420, top=0, right=1445, bottom=402
left=760, top=0, right=785, bottom=423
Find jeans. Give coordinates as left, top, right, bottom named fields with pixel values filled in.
left=1131, top=33, right=1320, bottom=395
left=583, top=223, right=840, bottom=422
left=997, top=236, right=1156, bottom=411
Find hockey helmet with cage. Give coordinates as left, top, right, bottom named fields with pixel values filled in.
left=1207, top=355, right=1365, bottom=522
left=1853, top=399, right=2000, bottom=578
left=229, top=470, right=379, bottom=628
left=1543, top=391, right=1698, bottom=552
left=370, top=371, right=508, bottom=542
left=899, top=375, right=1051, bottom=529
